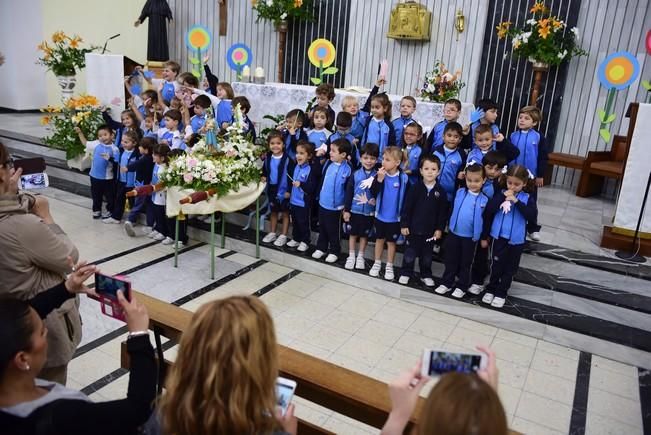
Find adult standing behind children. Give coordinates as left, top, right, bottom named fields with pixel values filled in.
left=0, top=141, right=81, bottom=384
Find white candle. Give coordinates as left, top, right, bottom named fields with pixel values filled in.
left=254, top=67, right=264, bottom=78
left=242, top=65, right=251, bottom=77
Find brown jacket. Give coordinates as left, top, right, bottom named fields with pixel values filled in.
left=0, top=193, right=82, bottom=368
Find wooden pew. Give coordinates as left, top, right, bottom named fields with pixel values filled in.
left=121, top=290, right=520, bottom=434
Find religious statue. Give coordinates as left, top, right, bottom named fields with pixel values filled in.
left=134, top=0, right=173, bottom=62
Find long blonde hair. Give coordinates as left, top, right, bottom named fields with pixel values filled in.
left=160, top=296, right=280, bottom=435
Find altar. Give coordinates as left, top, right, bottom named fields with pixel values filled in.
left=232, top=81, right=474, bottom=134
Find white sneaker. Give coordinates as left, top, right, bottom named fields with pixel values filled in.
left=297, top=242, right=309, bottom=252
left=369, top=261, right=381, bottom=277
left=175, top=241, right=186, bottom=248
left=434, top=285, right=451, bottom=295
left=273, top=234, right=288, bottom=247
left=102, top=217, right=120, bottom=224
left=482, top=293, right=495, bottom=304
left=384, top=264, right=394, bottom=281
left=325, top=254, right=338, bottom=263
left=491, top=297, right=506, bottom=308
left=468, top=284, right=484, bottom=295
left=92, top=211, right=101, bottom=219
left=153, top=232, right=165, bottom=241
left=286, top=239, right=300, bottom=248
left=398, top=275, right=410, bottom=284
left=312, top=249, right=325, bottom=259
left=148, top=230, right=160, bottom=239
left=421, top=277, right=435, bottom=287
left=355, top=255, right=366, bottom=270
left=124, top=221, right=136, bottom=237
left=101, top=212, right=111, bottom=219
left=528, top=231, right=541, bottom=241
left=262, top=232, right=277, bottom=243
left=344, top=255, right=355, bottom=270
left=161, top=237, right=174, bottom=245
left=451, top=288, right=466, bottom=299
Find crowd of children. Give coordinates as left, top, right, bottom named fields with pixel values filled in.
left=85, top=60, right=548, bottom=309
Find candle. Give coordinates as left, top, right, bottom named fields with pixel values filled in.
left=254, top=67, right=264, bottom=77
left=242, top=65, right=251, bottom=77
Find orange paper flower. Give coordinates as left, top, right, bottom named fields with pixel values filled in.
left=530, top=1, right=547, bottom=14
left=496, top=22, right=511, bottom=39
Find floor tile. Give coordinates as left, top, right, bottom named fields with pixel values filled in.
left=589, top=365, right=640, bottom=401
left=515, top=391, right=571, bottom=433
left=496, top=358, right=530, bottom=390
left=585, top=411, right=644, bottom=435
left=591, top=355, right=638, bottom=377
left=445, top=326, right=495, bottom=351
left=523, top=369, right=576, bottom=405
left=289, top=339, right=333, bottom=360
left=457, top=318, right=498, bottom=336
left=372, top=304, right=420, bottom=329
left=374, top=347, right=420, bottom=376
left=511, top=416, right=565, bottom=435
left=491, top=338, right=536, bottom=367
left=301, top=323, right=352, bottom=352
left=495, top=328, right=538, bottom=348
left=587, top=387, right=644, bottom=428
left=530, top=348, right=578, bottom=382
left=335, top=336, right=391, bottom=367
left=326, top=353, right=374, bottom=375
left=306, top=283, right=356, bottom=307
left=318, top=309, right=369, bottom=334
left=354, top=319, right=405, bottom=347
left=408, top=314, right=457, bottom=341
left=393, top=331, right=443, bottom=357
left=498, top=383, right=523, bottom=418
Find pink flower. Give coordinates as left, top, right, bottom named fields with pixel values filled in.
left=187, top=158, right=198, bottom=168
left=183, top=173, right=194, bottom=183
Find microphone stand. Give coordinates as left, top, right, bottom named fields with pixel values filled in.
left=101, top=34, right=121, bottom=55
left=614, top=171, right=650, bottom=263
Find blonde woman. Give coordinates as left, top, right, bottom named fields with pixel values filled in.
left=159, top=296, right=297, bottom=435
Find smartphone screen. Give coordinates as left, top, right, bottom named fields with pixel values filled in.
left=94, top=273, right=131, bottom=301
left=425, top=350, right=483, bottom=375
left=20, top=173, right=49, bottom=190
left=275, top=378, right=296, bottom=416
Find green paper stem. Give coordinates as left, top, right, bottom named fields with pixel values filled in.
left=319, top=60, right=323, bottom=82
left=236, top=62, right=242, bottom=81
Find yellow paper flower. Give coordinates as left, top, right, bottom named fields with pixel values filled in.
left=40, top=116, right=51, bottom=125
left=513, top=40, right=522, bottom=49
left=496, top=21, right=511, bottom=39
left=530, top=1, right=546, bottom=14
left=52, top=31, right=66, bottom=43
left=550, top=18, right=562, bottom=30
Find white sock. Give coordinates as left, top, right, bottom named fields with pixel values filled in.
left=386, top=262, right=393, bottom=267
left=357, top=252, right=364, bottom=258
left=349, top=250, right=355, bottom=257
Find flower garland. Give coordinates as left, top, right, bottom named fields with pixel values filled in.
left=159, top=104, right=264, bottom=197
left=496, top=1, right=586, bottom=66
left=419, top=61, right=465, bottom=103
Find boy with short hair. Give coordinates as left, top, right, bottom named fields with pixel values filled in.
left=158, top=109, right=184, bottom=150
left=392, top=96, right=417, bottom=147
left=426, top=98, right=461, bottom=153
left=308, top=83, right=336, bottom=130
left=312, top=138, right=352, bottom=263
left=466, top=123, right=519, bottom=168
left=325, top=112, right=359, bottom=167
left=432, top=122, right=466, bottom=202
left=469, top=98, right=504, bottom=149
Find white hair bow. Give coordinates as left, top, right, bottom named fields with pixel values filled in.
left=465, top=159, right=479, bottom=168
left=501, top=165, right=508, bottom=174
left=527, top=169, right=535, bottom=179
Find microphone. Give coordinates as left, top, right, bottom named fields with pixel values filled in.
left=101, top=34, right=121, bottom=54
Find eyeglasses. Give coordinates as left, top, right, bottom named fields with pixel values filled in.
left=2, top=158, right=13, bottom=169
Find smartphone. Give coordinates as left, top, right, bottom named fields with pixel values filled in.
left=20, top=173, right=49, bottom=190
left=275, top=377, right=297, bottom=416
left=421, top=349, right=487, bottom=376
left=13, top=157, right=46, bottom=175
left=94, top=273, right=131, bottom=321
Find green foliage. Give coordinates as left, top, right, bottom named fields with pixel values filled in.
left=252, top=0, right=314, bottom=26
left=36, top=32, right=98, bottom=76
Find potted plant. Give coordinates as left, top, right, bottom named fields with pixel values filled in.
left=37, top=31, right=98, bottom=99
left=41, top=95, right=106, bottom=170
left=419, top=60, right=465, bottom=103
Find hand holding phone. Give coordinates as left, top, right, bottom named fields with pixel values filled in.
left=275, top=377, right=297, bottom=416
left=421, top=348, right=487, bottom=377
left=94, top=273, right=131, bottom=322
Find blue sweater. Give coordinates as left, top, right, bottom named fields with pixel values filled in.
left=344, top=167, right=377, bottom=216
left=392, top=116, right=414, bottom=147
left=263, top=153, right=290, bottom=201
left=318, top=161, right=352, bottom=211
left=371, top=171, right=408, bottom=223
left=403, top=144, right=422, bottom=185
left=509, top=129, right=548, bottom=177
left=483, top=190, right=538, bottom=245
left=432, top=145, right=465, bottom=201
left=289, top=161, right=319, bottom=208
left=449, top=188, right=489, bottom=241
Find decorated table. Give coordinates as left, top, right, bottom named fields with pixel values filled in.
left=232, top=81, right=474, bottom=134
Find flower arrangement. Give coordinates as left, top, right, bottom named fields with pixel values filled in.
left=251, top=0, right=313, bottom=26
left=496, top=1, right=587, bottom=66
left=419, top=61, right=465, bottom=103
left=41, top=95, right=106, bottom=159
left=37, top=31, right=98, bottom=76
left=159, top=104, right=264, bottom=197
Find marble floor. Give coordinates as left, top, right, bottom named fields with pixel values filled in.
left=33, top=187, right=648, bottom=435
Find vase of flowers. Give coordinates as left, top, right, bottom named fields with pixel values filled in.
left=495, top=1, right=587, bottom=67
left=41, top=95, right=106, bottom=167
left=419, top=61, right=465, bottom=103
left=37, top=31, right=98, bottom=100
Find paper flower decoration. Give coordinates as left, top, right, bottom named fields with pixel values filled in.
left=186, top=25, right=212, bottom=51
left=226, top=43, right=253, bottom=71
left=595, top=52, right=640, bottom=144
left=597, top=51, right=640, bottom=91
left=646, top=30, right=651, bottom=55
left=307, top=39, right=338, bottom=85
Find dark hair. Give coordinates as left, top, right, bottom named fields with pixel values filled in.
left=420, top=154, right=441, bottom=169
left=443, top=121, right=463, bottom=137
left=232, top=96, right=251, bottom=114
left=499, top=164, right=534, bottom=192
left=312, top=106, right=329, bottom=120
left=465, top=162, right=486, bottom=178
left=186, top=134, right=202, bottom=149
left=121, top=110, right=140, bottom=128
left=266, top=130, right=284, bottom=147
left=403, top=122, right=425, bottom=148
left=401, top=96, right=417, bottom=108
left=296, top=139, right=315, bottom=158
left=315, top=83, right=335, bottom=100
left=164, top=109, right=182, bottom=123
left=482, top=150, right=506, bottom=168
left=193, top=95, right=212, bottom=109
left=164, top=60, right=181, bottom=74
left=178, top=72, right=199, bottom=88
left=217, top=82, right=235, bottom=99
left=474, top=123, right=493, bottom=137
left=335, top=111, right=352, bottom=129
left=96, top=124, right=113, bottom=135
left=122, top=130, right=140, bottom=145
left=139, top=137, right=156, bottom=153
left=286, top=109, right=306, bottom=126
left=330, top=138, right=352, bottom=157
left=142, top=89, right=158, bottom=102
left=445, top=98, right=462, bottom=111
left=360, top=142, right=380, bottom=158
left=153, top=143, right=171, bottom=162
left=169, top=148, right=185, bottom=158
left=477, top=98, right=499, bottom=113
left=370, top=93, right=392, bottom=121
left=0, top=299, right=34, bottom=377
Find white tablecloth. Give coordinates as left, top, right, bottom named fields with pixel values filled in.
left=232, top=81, right=474, bottom=134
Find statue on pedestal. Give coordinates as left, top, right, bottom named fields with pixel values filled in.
left=134, top=0, right=173, bottom=62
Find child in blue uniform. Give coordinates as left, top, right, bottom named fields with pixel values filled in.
left=308, top=83, right=336, bottom=131
left=425, top=98, right=461, bottom=153
left=398, top=155, right=449, bottom=287
left=75, top=124, right=119, bottom=219
left=392, top=96, right=417, bottom=147
left=308, top=107, right=332, bottom=158
left=157, top=109, right=184, bottom=150
left=325, top=112, right=358, bottom=168
left=432, top=122, right=465, bottom=202
left=509, top=105, right=548, bottom=241
left=231, top=96, right=257, bottom=142
left=341, top=77, right=384, bottom=142
left=401, top=122, right=424, bottom=186
left=262, top=131, right=292, bottom=247
left=312, top=139, right=353, bottom=263
left=480, top=164, right=538, bottom=308
left=286, top=140, right=320, bottom=252
left=468, top=98, right=504, bottom=150
left=185, top=95, right=211, bottom=135
left=360, top=89, right=396, bottom=165
left=466, top=124, right=519, bottom=166
left=280, top=109, right=308, bottom=161
left=369, top=146, right=408, bottom=281
left=343, top=142, right=379, bottom=270
left=216, top=82, right=235, bottom=130
left=104, top=131, right=140, bottom=224
left=124, top=137, right=156, bottom=237
left=435, top=163, right=489, bottom=299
